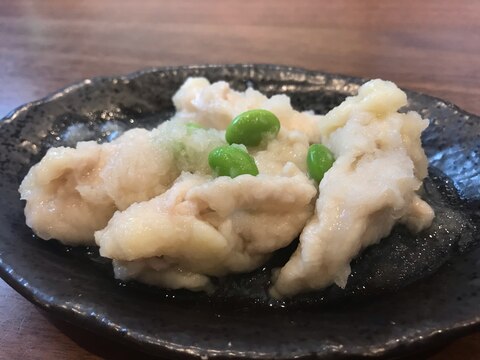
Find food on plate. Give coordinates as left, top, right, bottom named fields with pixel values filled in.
left=19, top=77, right=434, bottom=297
left=306, top=144, right=335, bottom=182
left=225, top=109, right=281, bottom=146
left=19, top=129, right=178, bottom=245
left=171, top=77, right=321, bottom=142
left=97, top=171, right=316, bottom=291
left=208, top=145, right=259, bottom=177
left=270, top=80, right=434, bottom=298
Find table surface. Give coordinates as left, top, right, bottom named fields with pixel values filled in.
left=0, top=1, right=479, bottom=359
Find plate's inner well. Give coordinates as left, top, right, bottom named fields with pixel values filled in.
left=17, top=78, right=479, bottom=308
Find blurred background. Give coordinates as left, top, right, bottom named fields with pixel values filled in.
left=1, top=1, right=479, bottom=117
left=0, top=0, right=479, bottom=359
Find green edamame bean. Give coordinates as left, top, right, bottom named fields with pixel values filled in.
left=208, top=145, right=259, bottom=178
left=226, top=109, right=280, bottom=147
left=307, top=144, right=335, bottom=182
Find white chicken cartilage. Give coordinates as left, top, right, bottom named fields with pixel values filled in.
left=96, top=168, right=317, bottom=292
left=318, top=79, right=408, bottom=138
left=270, top=79, right=434, bottom=298
left=95, top=173, right=231, bottom=270
left=19, top=128, right=179, bottom=245
left=96, top=173, right=254, bottom=277
left=18, top=118, right=229, bottom=246
left=19, top=140, right=116, bottom=245
left=99, top=128, right=178, bottom=210
left=172, top=77, right=322, bottom=142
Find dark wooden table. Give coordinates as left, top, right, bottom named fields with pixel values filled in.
left=0, top=1, right=479, bottom=359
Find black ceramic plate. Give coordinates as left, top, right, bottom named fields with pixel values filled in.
left=0, top=65, right=478, bottom=359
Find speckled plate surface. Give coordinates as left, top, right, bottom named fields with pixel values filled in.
left=0, top=65, right=478, bottom=359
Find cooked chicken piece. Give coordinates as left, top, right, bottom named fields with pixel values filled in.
left=96, top=170, right=316, bottom=291
left=19, top=117, right=230, bottom=246
left=19, top=128, right=178, bottom=245
left=19, top=140, right=115, bottom=245
left=270, top=79, right=434, bottom=298
left=100, top=129, right=177, bottom=210
left=172, top=77, right=322, bottom=142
